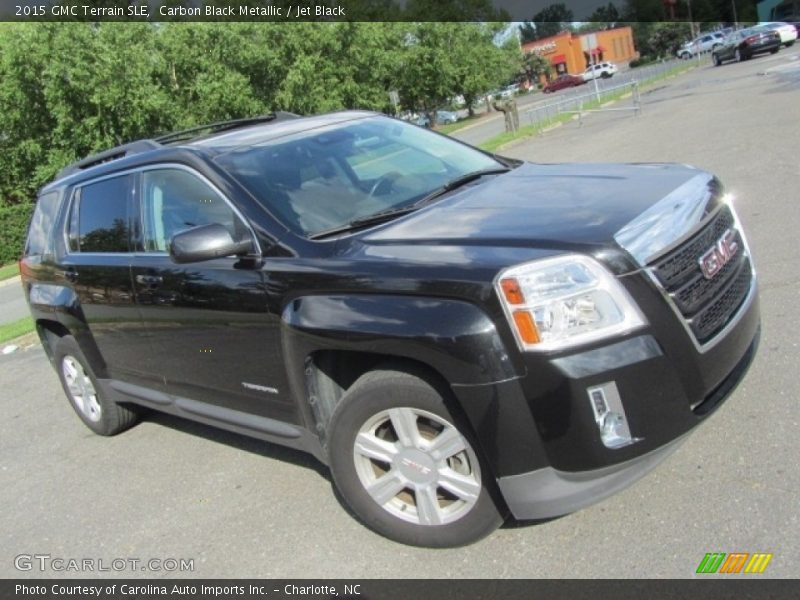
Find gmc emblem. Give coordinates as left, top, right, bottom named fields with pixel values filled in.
left=698, top=229, right=738, bottom=279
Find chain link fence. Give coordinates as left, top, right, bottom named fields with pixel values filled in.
left=517, top=59, right=696, bottom=133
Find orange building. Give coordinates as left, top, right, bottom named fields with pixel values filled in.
left=522, top=27, right=638, bottom=78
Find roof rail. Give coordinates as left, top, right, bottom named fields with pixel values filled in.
left=54, top=112, right=301, bottom=181
left=154, top=112, right=300, bottom=145
left=56, top=140, right=162, bottom=180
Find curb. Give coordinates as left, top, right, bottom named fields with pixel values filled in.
left=1, top=331, right=40, bottom=353
left=0, top=275, right=21, bottom=288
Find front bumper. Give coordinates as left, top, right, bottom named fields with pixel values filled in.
left=496, top=320, right=758, bottom=519
left=497, top=432, right=689, bottom=520
left=452, top=276, right=760, bottom=520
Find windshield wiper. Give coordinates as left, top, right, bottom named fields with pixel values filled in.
left=413, top=167, right=510, bottom=207
left=308, top=206, right=419, bottom=240
left=308, top=167, right=510, bottom=240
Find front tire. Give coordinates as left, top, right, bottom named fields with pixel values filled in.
left=53, top=335, right=139, bottom=436
left=712, top=53, right=721, bottom=67
left=327, top=367, right=506, bottom=547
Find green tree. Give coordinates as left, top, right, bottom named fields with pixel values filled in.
left=519, top=4, right=574, bottom=43
left=521, top=52, right=553, bottom=86
left=452, top=25, right=519, bottom=117
left=577, top=3, right=621, bottom=32
left=649, top=21, right=693, bottom=57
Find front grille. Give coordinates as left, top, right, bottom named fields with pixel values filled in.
left=652, top=208, right=734, bottom=287
left=650, top=206, right=752, bottom=345
left=691, top=263, right=752, bottom=341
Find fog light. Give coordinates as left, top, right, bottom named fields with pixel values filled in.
left=587, top=383, right=642, bottom=449
left=601, top=412, right=627, bottom=445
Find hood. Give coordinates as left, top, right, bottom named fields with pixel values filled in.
left=362, top=162, right=721, bottom=262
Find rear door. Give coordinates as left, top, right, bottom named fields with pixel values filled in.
left=61, top=174, right=159, bottom=385
left=130, top=166, right=294, bottom=423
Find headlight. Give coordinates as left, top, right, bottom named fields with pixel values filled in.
left=496, top=254, right=646, bottom=352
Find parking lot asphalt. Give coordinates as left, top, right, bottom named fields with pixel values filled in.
left=2, top=50, right=799, bottom=579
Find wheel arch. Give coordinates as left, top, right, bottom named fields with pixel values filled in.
left=27, top=281, right=107, bottom=376
left=304, top=350, right=468, bottom=439
left=280, top=294, right=522, bottom=444
left=35, top=319, right=70, bottom=362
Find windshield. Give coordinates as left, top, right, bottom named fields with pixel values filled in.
left=215, top=116, right=503, bottom=237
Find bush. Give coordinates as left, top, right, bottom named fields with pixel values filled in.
left=629, top=56, right=659, bottom=69
left=0, top=203, right=34, bottom=265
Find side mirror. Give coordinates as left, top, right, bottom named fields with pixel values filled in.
left=169, top=223, right=253, bottom=264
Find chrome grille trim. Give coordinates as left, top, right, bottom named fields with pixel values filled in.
left=614, top=173, right=721, bottom=265
left=644, top=204, right=756, bottom=353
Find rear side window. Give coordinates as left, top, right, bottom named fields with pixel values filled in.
left=25, top=192, right=60, bottom=257
left=68, top=175, right=132, bottom=253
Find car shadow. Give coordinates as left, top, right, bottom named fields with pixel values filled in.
left=137, top=411, right=572, bottom=532
left=142, top=410, right=331, bottom=482
left=501, top=515, right=566, bottom=530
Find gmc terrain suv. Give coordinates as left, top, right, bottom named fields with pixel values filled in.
left=22, top=112, right=760, bottom=547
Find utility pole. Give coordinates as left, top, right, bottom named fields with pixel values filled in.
left=581, top=33, right=601, bottom=103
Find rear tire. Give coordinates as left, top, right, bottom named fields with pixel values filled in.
left=53, top=335, right=139, bottom=436
left=327, top=366, right=506, bottom=547
left=735, top=48, right=743, bottom=62
left=770, top=47, right=779, bottom=54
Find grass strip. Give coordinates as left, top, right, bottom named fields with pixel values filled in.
left=0, top=316, right=34, bottom=345
left=0, top=263, right=19, bottom=281
left=435, top=114, right=485, bottom=135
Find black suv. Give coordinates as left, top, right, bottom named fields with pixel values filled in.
left=22, top=111, right=760, bottom=547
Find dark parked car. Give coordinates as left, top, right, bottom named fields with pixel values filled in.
left=22, top=111, right=760, bottom=547
left=543, top=74, right=585, bottom=93
left=712, top=28, right=781, bottom=65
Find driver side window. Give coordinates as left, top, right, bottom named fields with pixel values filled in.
left=140, top=169, right=245, bottom=252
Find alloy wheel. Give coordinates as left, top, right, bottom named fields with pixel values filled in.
left=61, top=356, right=102, bottom=422
left=352, top=407, right=481, bottom=526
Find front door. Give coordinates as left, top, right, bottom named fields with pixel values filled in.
left=130, top=166, right=294, bottom=423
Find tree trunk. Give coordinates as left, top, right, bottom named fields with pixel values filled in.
left=492, top=100, right=518, bottom=134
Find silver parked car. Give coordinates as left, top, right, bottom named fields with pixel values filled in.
left=677, top=32, right=725, bottom=58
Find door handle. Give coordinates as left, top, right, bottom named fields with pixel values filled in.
left=64, top=268, right=78, bottom=282
left=136, top=274, right=163, bottom=287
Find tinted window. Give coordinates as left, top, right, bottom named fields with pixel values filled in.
left=140, top=169, right=245, bottom=252
left=26, top=192, right=59, bottom=256
left=72, top=175, right=132, bottom=253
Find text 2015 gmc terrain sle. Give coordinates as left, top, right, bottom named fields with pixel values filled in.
left=22, top=112, right=759, bottom=547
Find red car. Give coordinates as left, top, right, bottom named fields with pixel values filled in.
left=543, top=74, right=585, bottom=93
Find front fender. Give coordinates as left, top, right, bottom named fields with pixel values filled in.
left=280, top=294, right=519, bottom=387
